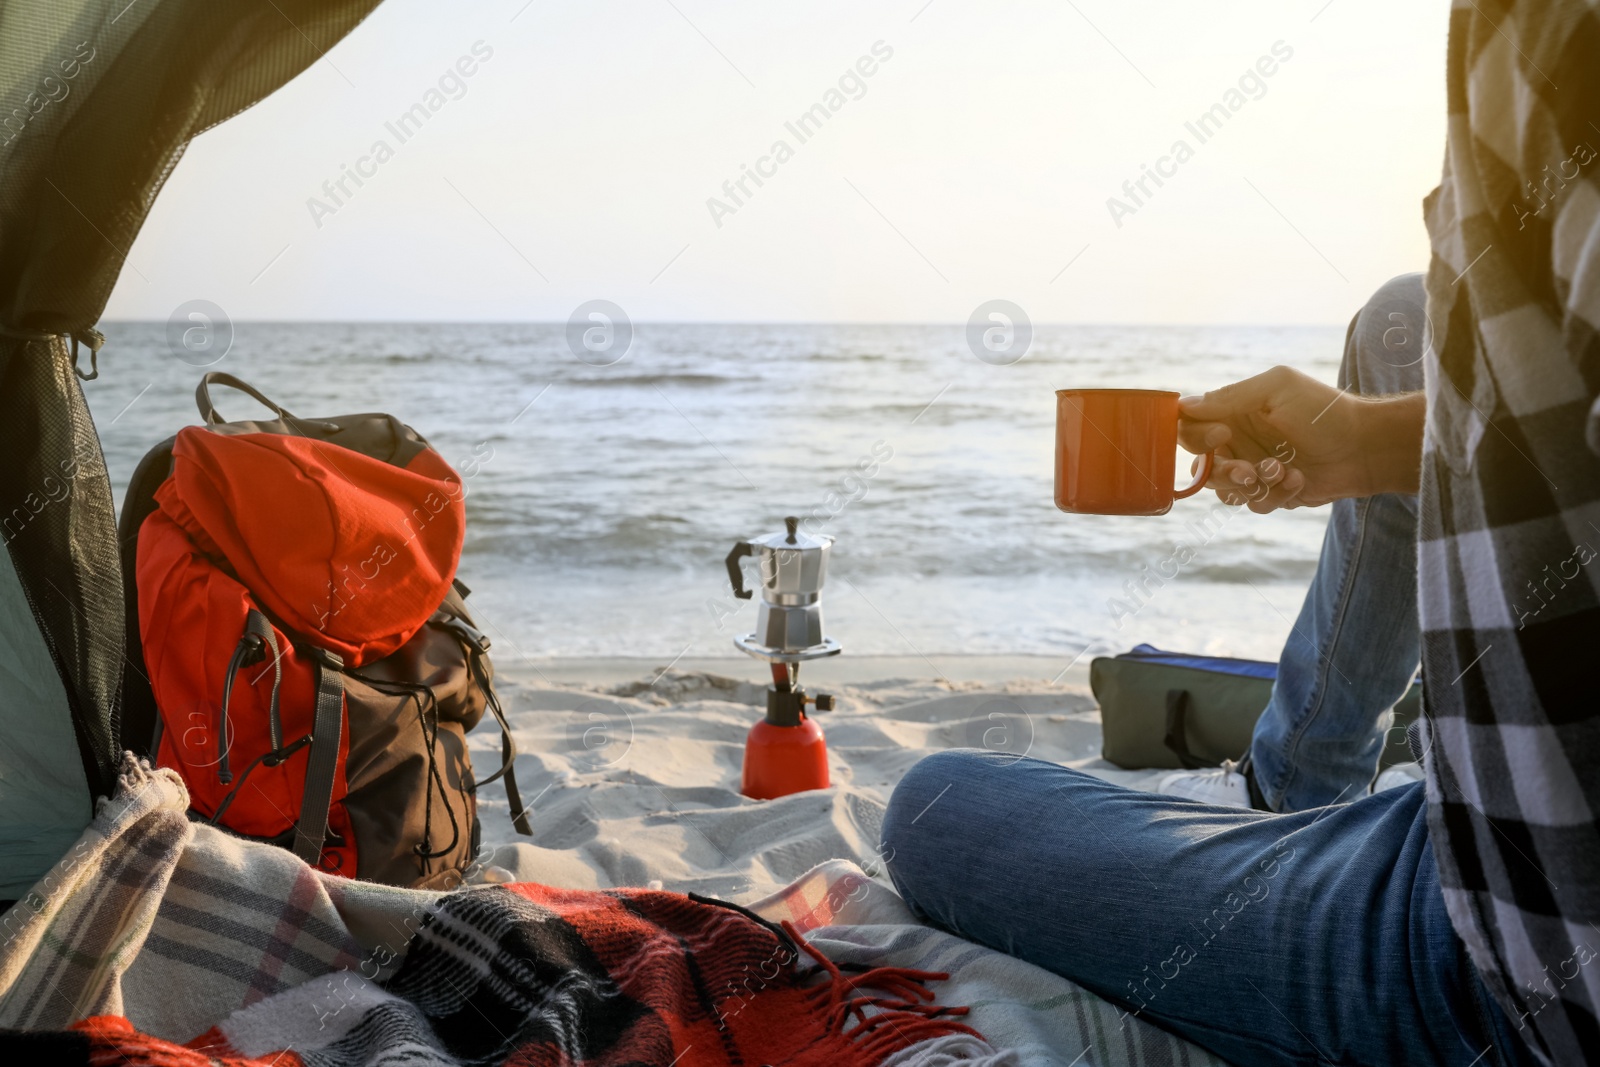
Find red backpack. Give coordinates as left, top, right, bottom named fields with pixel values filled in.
left=119, top=374, right=530, bottom=888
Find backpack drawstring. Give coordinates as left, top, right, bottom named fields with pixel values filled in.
left=208, top=735, right=311, bottom=826
left=216, top=611, right=285, bottom=784
left=210, top=613, right=296, bottom=822
left=414, top=682, right=456, bottom=863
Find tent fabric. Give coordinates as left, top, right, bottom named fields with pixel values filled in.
left=0, top=0, right=382, bottom=894
left=0, top=540, right=87, bottom=901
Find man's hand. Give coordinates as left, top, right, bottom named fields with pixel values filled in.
left=1178, top=366, right=1424, bottom=513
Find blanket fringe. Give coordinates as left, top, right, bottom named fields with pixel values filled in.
left=783, top=920, right=984, bottom=1061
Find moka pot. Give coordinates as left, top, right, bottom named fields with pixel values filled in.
left=725, top=516, right=840, bottom=661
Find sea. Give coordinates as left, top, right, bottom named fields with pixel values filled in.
left=85, top=322, right=1343, bottom=672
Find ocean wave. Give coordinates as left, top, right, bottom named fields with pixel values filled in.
left=566, top=373, right=739, bottom=388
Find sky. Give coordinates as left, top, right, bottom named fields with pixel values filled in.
left=103, top=0, right=1451, bottom=324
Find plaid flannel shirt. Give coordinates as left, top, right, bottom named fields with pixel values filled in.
left=1419, top=1, right=1600, bottom=1063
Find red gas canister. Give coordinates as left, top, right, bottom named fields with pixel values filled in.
left=742, top=713, right=830, bottom=800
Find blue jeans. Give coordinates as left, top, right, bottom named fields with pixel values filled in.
left=882, top=753, right=1536, bottom=1066
left=1250, top=273, right=1425, bottom=813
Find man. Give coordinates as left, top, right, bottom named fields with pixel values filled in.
left=882, top=3, right=1599, bottom=1064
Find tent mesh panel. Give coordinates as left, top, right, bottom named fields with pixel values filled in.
left=0, top=335, right=123, bottom=795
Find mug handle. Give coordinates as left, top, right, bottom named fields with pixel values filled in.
left=1173, top=451, right=1215, bottom=500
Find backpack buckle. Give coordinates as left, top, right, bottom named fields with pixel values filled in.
left=436, top=616, right=491, bottom=654
left=303, top=646, right=345, bottom=671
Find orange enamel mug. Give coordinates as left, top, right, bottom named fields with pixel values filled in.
left=1054, top=388, right=1215, bottom=516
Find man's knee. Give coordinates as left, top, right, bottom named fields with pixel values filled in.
left=1345, top=272, right=1428, bottom=395
left=882, top=749, right=1010, bottom=914
left=882, top=749, right=1081, bottom=876
left=885, top=749, right=990, bottom=835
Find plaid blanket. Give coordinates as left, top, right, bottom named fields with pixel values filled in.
left=73, top=888, right=982, bottom=1066
left=1417, top=2, right=1600, bottom=1062
left=0, top=759, right=987, bottom=1066
left=0, top=755, right=435, bottom=1041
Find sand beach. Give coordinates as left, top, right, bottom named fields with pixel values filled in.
left=475, top=656, right=1161, bottom=902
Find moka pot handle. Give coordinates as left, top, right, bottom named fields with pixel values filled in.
left=725, top=542, right=754, bottom=599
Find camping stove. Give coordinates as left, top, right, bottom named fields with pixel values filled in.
left=725, top=516, right=840, bottom=799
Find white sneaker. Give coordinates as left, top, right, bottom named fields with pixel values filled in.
left=1373, top=761, right=1424, bottom=794
left=1158, top=760, right=1253, bottom=808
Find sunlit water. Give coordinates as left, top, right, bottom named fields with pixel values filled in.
left=86, top=322, right=1343, bottom=669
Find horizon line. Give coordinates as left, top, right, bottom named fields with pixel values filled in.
left=98, top=318, right=1346, bottom=329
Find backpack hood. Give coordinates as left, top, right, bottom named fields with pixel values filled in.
left=155, top=426, right=465, bottom=665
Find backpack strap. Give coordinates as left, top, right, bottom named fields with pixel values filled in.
left=476, top=665, right=533, bottom=837
left=294, top=649, right=346, bottom=867
left=437, top=614, right=532, bottom=837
